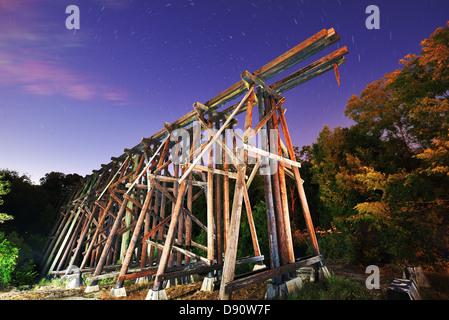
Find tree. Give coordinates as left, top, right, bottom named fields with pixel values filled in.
left=306, top=22, right=449, bottom=268
left=0, top=232, right=18, bottom=288
left=40, top=171, right=82, bottom=208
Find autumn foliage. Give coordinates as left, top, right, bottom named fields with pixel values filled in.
left=303, top=22, right=449, bottom=270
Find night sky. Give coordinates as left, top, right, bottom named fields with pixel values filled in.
left=1, top=0, right=448, bottom=183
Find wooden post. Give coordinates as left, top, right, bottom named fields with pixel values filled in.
left=207, top=118, right=215, bottom=265
left=270, top=97, right=295, bottom=264
left=152, top=180, right=188, bottom=290
left=116, top=187, right=155, bottom=287
left=87, top=196, right=130, bottom=287
left=65, top=204, right=98, bottom=274
left=264, top=93, right=289, bottom=269
left=46, top=207, right=82, bottom=276
left=278, top=105, right=320, bottom=256
left=257, top=90, right=281, bottom=280
left=120, top=155, right=139, bottom=263
left=223, top=128, right=230, bottom=253
left=56, top=209, right=86, bottom=272
left=219, top=87, right=254, bottom=300
left=215, top=122, right=223, bottom=264
left=80, top=198, right=114, bottom=270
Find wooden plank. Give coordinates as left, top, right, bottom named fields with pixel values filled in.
left=196, top=116, right=240, bottom=167
left=152, top=180, right=188, bottom=289
left=278, top=105, right=320, bottom=255
left=242, top=143, right=301, bottom=168
left=178, top=85, right=255, bottom=184
left=87, top=196, right=130, bottom=284
left=182, top=163, right=240, bottom=179
left=207, top=117, right=215, bottom=264
left=204, top=28, right=339, bottom=109
left=241, top=70, right=281, bottom=100
left=146, top=240, right=210, bottom=265
left=270, top=97, right=295, bottom=265
left=160, top=255, right=265, bottom=281
left=271, top=47, right=348, bottom=93
left=116, top=186, right=155, bottom=287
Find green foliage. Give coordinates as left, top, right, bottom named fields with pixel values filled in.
left=6, top=231, right=39, bottom=286
left=0, top=232, right=18, bottom=287
left=0, top=173, right=12, bottom=224
left=305, top=22, right=449, bottom=270
left=0, top=169, right=82, bottom=288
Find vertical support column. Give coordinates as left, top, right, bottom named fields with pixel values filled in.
left=65, top=204, right=98, bottom=276
left=55, top=209, right=86, bottom=272
left=120, top=155, right=139, bottom=263
left=264, top=92, right=289, bottom=272
left=218, top=165, right=246, bottom=300
left=112, top=187, right=155, bottom=296
left=215, top=122, right=223, bottom=266
left=80, top=199, right=113, bottom=270
left=147, top=180, right=188, bottom=300
left=270, top=97, right=295, bottom=265
left=201, top=116, right=217, bottom=292
left=85, top=196, right=129, bottom=292
left=277, top=105, right=329, bottom=278
left=219, top=84, right=254, bottom=300
left=223, top=128, right=230, bottom=253
left=257, top=91, right=280, bottom=277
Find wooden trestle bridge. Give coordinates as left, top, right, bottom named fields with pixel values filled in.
left=41, top=28, right=348, bottom=300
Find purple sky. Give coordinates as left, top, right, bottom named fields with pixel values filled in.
left=1, top=0, right=448, bottom=184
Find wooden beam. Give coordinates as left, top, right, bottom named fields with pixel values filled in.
left=224, top=255, right=323, bottom=294
left=271, top=47, right=348, bottom=93
left=178, top=85, right=255, bottom=185
left=152, top=180, right=188, bottom=289
left=241, top=143, right=301, bottom=169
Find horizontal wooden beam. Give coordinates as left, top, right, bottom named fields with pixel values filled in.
left=224, top=255, right=323, bottom=293
left=146, top=240, right=210, bottom=265
left=271, top=46, right=348, bottom=93
left=160, top=255, right=265, bottom=281
left=241, top=144, right=301, bottom=168
left=181, top=164, right=241, bottom=180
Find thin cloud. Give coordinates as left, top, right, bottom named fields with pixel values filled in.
left=0, top=53, right=129, bottom=102
left=0, top=0, right=131, bottom=103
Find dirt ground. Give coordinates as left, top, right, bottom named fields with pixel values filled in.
left=0, top=259, right=447, bottom=300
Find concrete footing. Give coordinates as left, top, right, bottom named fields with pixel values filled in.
left=84, top=284, right=100, bottom=293
left=318, top=265, right=331, bottom=280
left=110, top=287, right=127, bottom=298
left=297, top=267, right=315, bottom=282
left=146, top=289, right=168, bottom=300
left=201, top=275, right=218, bottom=292
left=265, top=277, right=303, bottom=300
left=66, top=273, right=85, bottom=289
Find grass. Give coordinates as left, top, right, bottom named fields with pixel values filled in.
left=289, top=276, right=377, bottom=300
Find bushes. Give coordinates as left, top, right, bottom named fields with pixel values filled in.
left=0, top=232, right=18, bottom=288
left=0, top=231, right=39, bottom=289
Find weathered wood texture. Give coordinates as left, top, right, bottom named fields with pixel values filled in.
left=42, top=28, right=347, bottom=299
